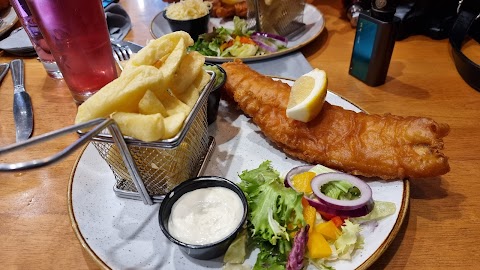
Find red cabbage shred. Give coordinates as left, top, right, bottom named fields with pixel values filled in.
left=286, top=224, right=309, bottom=270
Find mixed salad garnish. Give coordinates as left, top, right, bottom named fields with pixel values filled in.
left=224, top=161, right=397, bottom=270
left=189, top=17, right=288, bottom=58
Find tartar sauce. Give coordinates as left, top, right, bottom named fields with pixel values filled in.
left=168, top=187, right=244, bottom=245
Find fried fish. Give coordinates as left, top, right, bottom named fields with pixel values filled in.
left=221, top=61, right=450, bottom=179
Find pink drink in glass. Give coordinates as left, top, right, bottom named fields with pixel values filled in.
left=10, top=0, right=62, bottom=79
left=26, top=0, right=118, bottom=104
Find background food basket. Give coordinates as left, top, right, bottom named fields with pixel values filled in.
left=247, top=0, right=306, bottom=38
left=89, top=71, right=216, bottom=204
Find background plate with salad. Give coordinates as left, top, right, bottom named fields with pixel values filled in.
left=150, top=3, right=325, bottom=62
left=69, top=78, right=409, bottom=270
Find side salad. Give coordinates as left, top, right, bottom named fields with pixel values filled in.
left=224, top=161, right=396, bottom=270
left=189, top=17, right=288, bottom=58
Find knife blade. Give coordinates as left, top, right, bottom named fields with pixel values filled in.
left=11, top=59, right=34, bottom=142
left=0, top=63, right=9, bottom=84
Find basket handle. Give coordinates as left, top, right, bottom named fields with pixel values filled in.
left=0, top=118, right=153, bottom=205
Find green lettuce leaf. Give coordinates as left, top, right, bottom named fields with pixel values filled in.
left=190, top=26, right=232, bottom=56
left=221, top=43, right=258, bottom=57
left=232, top=16, right=252, bottom=36
left=334, top=219, right=363, bottom=260
left=238, top=161, right=305, bottom=267
left=224, top=229, right=248, bottom=264
left=253, top=250, right=286, bottom=270
left=308, top=164, right=336, bottom=175
left=350, top=201, right=397, bottom=223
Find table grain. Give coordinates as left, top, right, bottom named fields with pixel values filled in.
left=0, top=0, right=479, bottom=269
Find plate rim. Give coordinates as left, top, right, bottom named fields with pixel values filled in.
left=0, top=6, right=19, bottom=38
left=67, top=147, right=410, bottom=270
left=67, top=84, right=410, bottom=270
left=149, top=4, right=325, bottom=63
left=68, top=144, right=111, bottom=270
left=356, top=179, right=410, bottom=270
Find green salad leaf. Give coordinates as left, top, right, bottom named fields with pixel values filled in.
left=238, top=161, right=305, bottom=269
left=232, top=16, right=252, bottom=36
left=224, top=228, right=247, bottom=264
left=334, top=220, right=364, bottom=259
left=253, top=250, right=286, bottom=270
left=189, top=16, right=257, bottom=57
left=221, top=43, right=258, bottom=57
left=350, top=201, right=397, bottom=223
left=321, top=180, right=361, bottom=200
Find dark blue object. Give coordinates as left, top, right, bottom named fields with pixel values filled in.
left=102, top=0, right=117, bottom=8
left=349, top=11, right=398, bottom=86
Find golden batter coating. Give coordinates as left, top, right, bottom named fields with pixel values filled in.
left=210, top=0, right=247, bottom=18
left=221, top=61, right=450, bottom=179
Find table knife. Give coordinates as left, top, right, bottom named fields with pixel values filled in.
left=11, top=59, right=33, bottom=142
left=0, top=63, right=9, bottom=84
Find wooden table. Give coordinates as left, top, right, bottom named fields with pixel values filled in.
left=1, top=0, right=479, bottom=269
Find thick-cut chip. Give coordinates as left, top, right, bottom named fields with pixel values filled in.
left=123, top=31, right=193, bottom=71
left=139, top=90, right=168, bottom=117
left=111, top=112, right=165, bottom=142
left=159, top=38, right=188, bottom=85
left=75, top=66, right=166, bottom=124
left=164, top=112, right=188, bottom=139
left=169, top=51, right=205, bottom=95
left=194, top=69, right=212, bottom=94
left=155, top=89, right=191, bottom=116
left=74, top=31, right=210, bottom=142
left=176, top=70, right=210, bottom=108
left=153, top=54, right=169, bottom=68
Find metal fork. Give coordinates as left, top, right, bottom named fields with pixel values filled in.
left=111, top=43, right=133, bottom=70
left=112, top=43, right=132, bottom=61
left=0, top=118, right=154, bottom=205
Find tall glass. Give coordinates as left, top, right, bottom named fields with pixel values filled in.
left=25, top=0, right=118, bottom=104
left=10, top=0, right=63, bottom=79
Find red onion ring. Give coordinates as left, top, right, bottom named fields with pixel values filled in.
left=285, top=166, right=374, bottom=218
left=251, top=39, right=277, bottom=52
left=284, top=165, right=315, bottom=188
left=305, top=196, right=373, bottom=218
left=311, top=172, right=373, bottom=211
left=252, top=32, right=288, bottom=43
left=250, top=32, right=288, bottom=52
left=250, top=36, right=277, bottom=52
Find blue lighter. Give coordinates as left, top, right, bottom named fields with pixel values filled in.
left=349, top=0, right=398, bottom=86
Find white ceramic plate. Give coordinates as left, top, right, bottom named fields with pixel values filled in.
left=68, top=79, right=409, bottom=270
left=150, top=4, right=325, bottom=63
left=0, top=6, right=18, bottom=38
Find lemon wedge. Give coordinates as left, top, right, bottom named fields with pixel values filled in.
left=286, top=68, right=328, bottom=122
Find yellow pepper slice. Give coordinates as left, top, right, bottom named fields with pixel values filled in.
left=307, top=231, right=332, bottom=259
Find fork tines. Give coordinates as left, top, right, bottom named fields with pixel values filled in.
left=111, top=44, right=132, bottom=62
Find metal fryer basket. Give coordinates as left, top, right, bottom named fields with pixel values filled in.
left=92, top=105, right=211, bottom=201
left=83, top=71, right=217, bottom=204
left=247, top=0, right=306, bottom=38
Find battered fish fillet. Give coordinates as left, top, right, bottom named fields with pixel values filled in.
left=221, top=61, right=450, bottom=179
